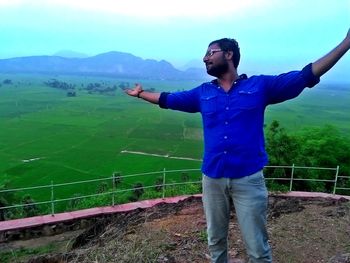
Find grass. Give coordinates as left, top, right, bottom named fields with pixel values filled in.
left=0, top=73, right=349, bottom=213
left=0, top=244, right=58, bottom=263
left=265, top=83, right=350, bottom=134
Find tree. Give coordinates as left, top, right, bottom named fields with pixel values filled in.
left=67, top=194, right=82, bottom=210
left=113, top=172, right=123, bottom=187
left=22, top=195, right=39, bottom=217
left=265, top=120, right=300, bottom=185
left=296, top=125, right=350, bottom=169
left=0, top=180, right=17, bottom=221
left=154, top=177, right=163, bottom=192
left=131, top=183, right=144, bottom=201
left=264, top=121, right=350, bottom=193
left=265, top=120, right=299, bottom=165
left=294, top=125, right=350, bottom=192
left=44, top=79, right=75, bottom=90
left=181, top=172, right=190, bottom=182
left=3, top=79, right=12, bottom=85
left=66, top=90, right=76, bottom=97
left=97, top=182, right=108, bottom=193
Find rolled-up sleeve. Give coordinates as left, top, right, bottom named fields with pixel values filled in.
left=159, top=92, right=170, bottom=109
left=264, top=63, right=320, bottom=105
left=301, top=63, right=320, bottom=88
left=158, top=88, right=201, bottom=113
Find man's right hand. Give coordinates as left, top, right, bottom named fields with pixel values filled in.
left=125, top=83, right=143, bottom=97
left=124, top=83, right=161, bottom=104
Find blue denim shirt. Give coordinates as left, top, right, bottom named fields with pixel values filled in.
left=159, top=64, right=320, bottom=178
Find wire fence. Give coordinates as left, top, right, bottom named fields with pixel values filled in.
left=0, top=165, right=349, bottom=220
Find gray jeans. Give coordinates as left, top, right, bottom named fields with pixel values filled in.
left=202, top=170, right=272, bottom=263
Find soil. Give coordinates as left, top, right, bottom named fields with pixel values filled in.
left=1, top=195, right=350, bottom=263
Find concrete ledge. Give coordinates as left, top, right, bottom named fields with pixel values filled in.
left=274, top=191, right=350, bottom=200
left=0, top=194, right=202, bottom=232
left=0, top=192, right=348, bottom=233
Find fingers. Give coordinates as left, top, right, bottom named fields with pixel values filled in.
left=124, top=83, right=143, bottom=97
left=125, top=89, right=138, bottom=96
left=134, top=83, right=142, bottom=90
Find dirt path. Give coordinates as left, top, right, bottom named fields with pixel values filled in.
left=121, top=150, right=202, bottom=161
left=6, top=195, right=348, bottom=263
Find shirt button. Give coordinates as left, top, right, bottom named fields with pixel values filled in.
left=224, top=151, right=227, bottom=154
left=224, top=136, right=228, bottom=139
left=225, top=121, right=228, bottom=125
left=225, top=107, right=229, bottom=110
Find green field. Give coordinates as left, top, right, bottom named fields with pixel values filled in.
left=0, top=73, right=349, bottom=205
left=0, top=74, right=204, bottom=205
left=266, top=84, right=350, bottom=134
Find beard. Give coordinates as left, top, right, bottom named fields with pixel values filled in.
left=206, top=60, right=229, bottom=78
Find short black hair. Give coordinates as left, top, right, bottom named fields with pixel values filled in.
left=209, top=38, right=240, bottom=69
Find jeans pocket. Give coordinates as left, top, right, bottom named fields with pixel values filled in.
left=246, top=171, right=265, bottom=185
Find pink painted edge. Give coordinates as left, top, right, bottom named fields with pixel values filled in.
left=0, top=194, right=201, bottom=232
left=1, top=192, right=349, bottom=232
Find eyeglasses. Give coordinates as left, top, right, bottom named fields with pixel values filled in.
left=204, top=49, right=224, bottom=57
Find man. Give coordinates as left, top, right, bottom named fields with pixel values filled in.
left=126, top=29, right=350, bottom=263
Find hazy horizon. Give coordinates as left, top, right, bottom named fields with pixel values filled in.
left=0, top=0, right=349, bottom=82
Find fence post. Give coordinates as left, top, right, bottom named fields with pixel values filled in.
left=162, top=168, right=166, bottom=199
left=112, top=173, right=115, bottom=206
left=333, top=165, right=340, bottom=195
left=289, top=164, right=295, bottom=192
left=51, top=181, right=55, bottom=216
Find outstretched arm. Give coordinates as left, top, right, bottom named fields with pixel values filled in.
left=312, top=28, right=350, bottom=77
left=125, top=83, right=161, bottom=104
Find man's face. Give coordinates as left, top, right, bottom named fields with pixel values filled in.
left=203, top=44, right=229, bottom=77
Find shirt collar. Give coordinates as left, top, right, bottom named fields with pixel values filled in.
left=211, top=74, right=248, bottom=86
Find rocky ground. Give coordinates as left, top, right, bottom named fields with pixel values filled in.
left=1, top=195, right=350, bottom=263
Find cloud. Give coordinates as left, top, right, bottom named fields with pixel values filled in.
left=0, top=0, right=22, bottom=6
left=0, top=0, right=273, bottom=19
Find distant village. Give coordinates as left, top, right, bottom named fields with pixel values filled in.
left=1, top=78, right=156, bottom=96
left=43, top=79, right=129, bottom=97
left=0, top=79, right=13, bottom=87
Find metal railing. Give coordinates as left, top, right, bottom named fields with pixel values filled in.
left=0, top=165, right=349, bottom=220
left=265, top=164, right=341, bottom=193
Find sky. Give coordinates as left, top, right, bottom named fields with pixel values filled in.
left=0, top=0, right=349, bottom=82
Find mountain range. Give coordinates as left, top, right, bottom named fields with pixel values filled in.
left=0, top=51, right=208, bottom=81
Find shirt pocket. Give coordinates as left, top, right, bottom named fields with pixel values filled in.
left=200, top=95, right=217, bottom=115
left=236, top=88, right=260, bottom=110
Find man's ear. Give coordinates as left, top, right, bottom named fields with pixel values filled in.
left=225, top=51, right=234, bottom=60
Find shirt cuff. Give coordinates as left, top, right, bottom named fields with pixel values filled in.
left=302, top=63, right=320, bottom=88
left=159, top=92, right=170, bottom=109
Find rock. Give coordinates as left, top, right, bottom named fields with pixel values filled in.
left=269, top=198, right=305, bottom=218
left=79, top=219, right=90, bottom=228
left=322, top=206, right=348, bottom=218
left=328, top=253, right=350, bottom=263
left=42, top=225, right=54, bottom=236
